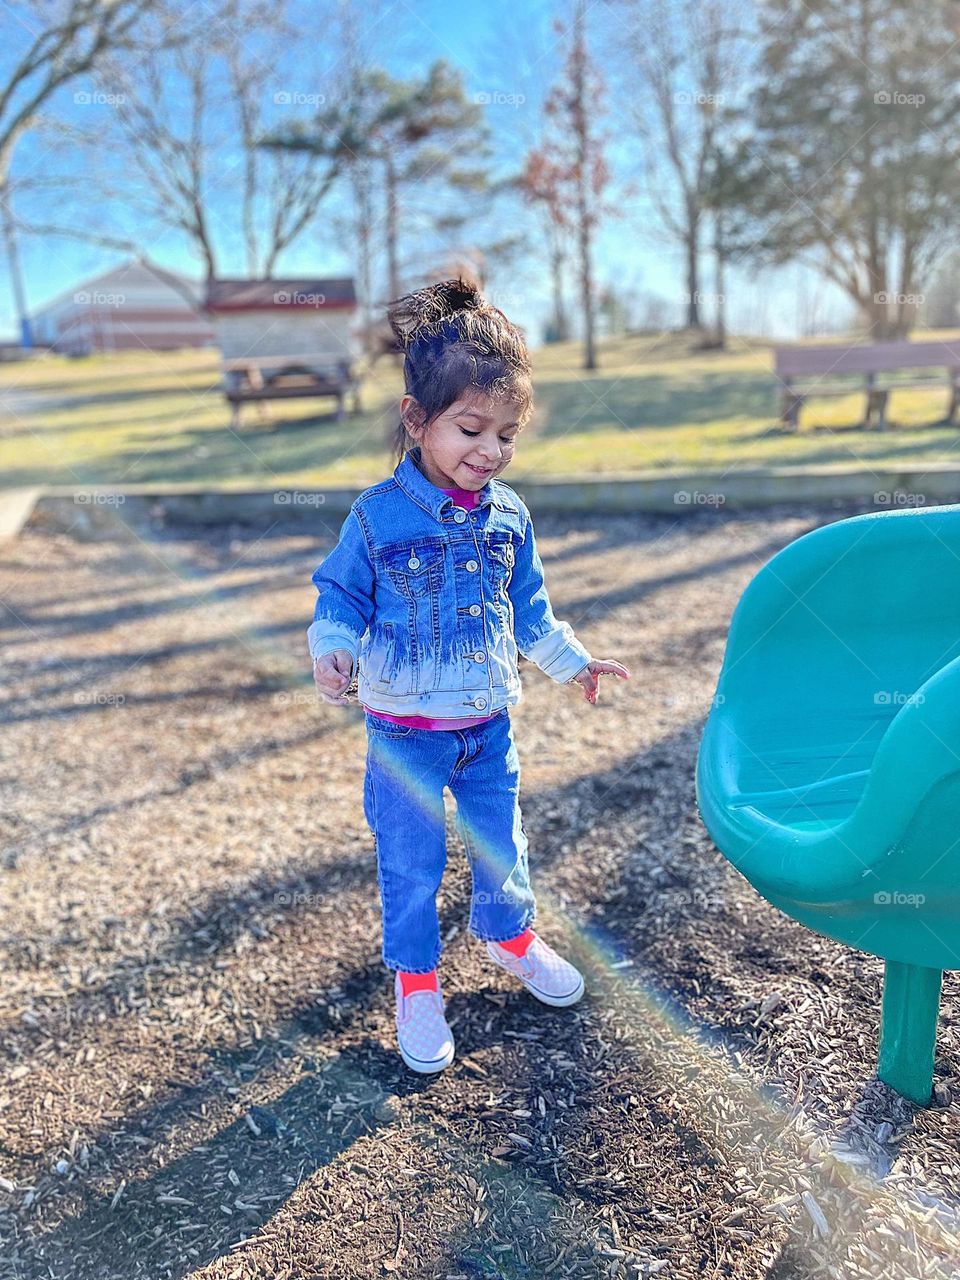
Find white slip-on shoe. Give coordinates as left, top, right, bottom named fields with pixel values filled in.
left=394, top=972, right=456, bottom=1073
left=485, top=933, right=585, bottom=1007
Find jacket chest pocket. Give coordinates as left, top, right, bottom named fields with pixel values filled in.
left=484, top=536, right=515, bottom=590
left=383, top=543, right=446, bottom=598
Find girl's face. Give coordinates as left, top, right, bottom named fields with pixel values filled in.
left=404, top=390, right=522, bottom=490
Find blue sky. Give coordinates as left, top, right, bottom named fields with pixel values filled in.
left=1, top=0, right=850, bottom=346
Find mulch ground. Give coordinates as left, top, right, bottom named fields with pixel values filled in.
left=1, top=499, right=959, bottom=1280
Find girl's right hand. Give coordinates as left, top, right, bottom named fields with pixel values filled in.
left=313, top=649, right=355, bottom=705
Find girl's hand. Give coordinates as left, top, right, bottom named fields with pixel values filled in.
left=313, top=649, right=355, bottom=705
left=570, top=659, right=631, bottom=704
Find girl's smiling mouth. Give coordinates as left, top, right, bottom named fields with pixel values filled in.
left=464, top=462, right=493, bottom=476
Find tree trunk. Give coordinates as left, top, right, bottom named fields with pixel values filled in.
left=550, top=234, right=570, bottom=341
left=714, top=209, right=726, bottom=348
left=895, top=238, right=917, bottom=338
left=572, top=0, right=597, bottom=370
left=686, top=203, right=701, bottom=329
left=385, top=154, right=399, bottom=302
left=578, top=212, right=596, bottom=369
left=1, top=186, right=31, bottom=347
left=354, top=161, right=375, bottom=355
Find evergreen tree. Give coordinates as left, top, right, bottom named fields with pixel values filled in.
left=735, top=0, right=960, bottom=338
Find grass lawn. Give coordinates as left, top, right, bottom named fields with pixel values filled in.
left=5, top=328, right=960, bottom=489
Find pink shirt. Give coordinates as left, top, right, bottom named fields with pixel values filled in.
left=362, top=485, right=500, bottom=731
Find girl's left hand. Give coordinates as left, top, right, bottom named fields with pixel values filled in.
left=570, top=659, right=632, bottom=704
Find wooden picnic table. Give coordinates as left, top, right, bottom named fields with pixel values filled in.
left=220, top=352, right=362, bottom=429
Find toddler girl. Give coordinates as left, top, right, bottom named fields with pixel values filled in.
left=309, top=278, right=630, bottom=1072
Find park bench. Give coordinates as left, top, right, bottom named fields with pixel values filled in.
left=774, top=339, right=960, bottom=430
left=696, top=504, right=960, bottom=1106
left=220, top=352, right=362, bottom=429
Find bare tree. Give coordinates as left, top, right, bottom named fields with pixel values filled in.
left=537, top=0, right=613, bottom=369
left=0, top=0, right=152, bottom=180
left=0, top=0, right=152, bottom=342
left=731, top=0, right=960, bottom=339
left=97, top=0, right=342, bottom=280
left=622, top=0, right=749, bottom=330
left=519, top=149, right=573, bottom=343
left=265, top=58, right=492, bottom=311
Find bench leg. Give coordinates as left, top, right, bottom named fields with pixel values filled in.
left=877, top=959, right=942, bottom=1105
left=864, top=387, right=889, bottom=430
left=230, top=402, right=241, bottom=431
left=781, top=391, right=803, bottom=430
left=875, top=388, right=889, bottom=430
left=946, top=376, right=960, bottom=426
left=336, top=393, right=345, bottom=423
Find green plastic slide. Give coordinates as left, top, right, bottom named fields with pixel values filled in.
left=696, top=503, right=960, bottom=1105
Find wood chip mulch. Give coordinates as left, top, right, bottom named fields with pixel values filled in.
left=1, top=499, right=959, bottom=1279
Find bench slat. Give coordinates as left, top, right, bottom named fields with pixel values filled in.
left=220, top=351, right=352, bottom=371
left=775, top=340, right=960, bottom=378
left=787, top=376, right=959, bottom=396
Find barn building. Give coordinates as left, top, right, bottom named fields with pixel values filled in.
left=31, top=260, right=215, bottom=356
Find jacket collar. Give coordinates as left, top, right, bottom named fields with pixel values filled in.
left=395, top=445, right=517, bottom=519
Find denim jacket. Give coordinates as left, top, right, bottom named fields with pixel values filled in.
left=307, top=446, right=592, bottom=717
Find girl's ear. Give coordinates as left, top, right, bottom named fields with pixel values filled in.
left=401, top=395, right=426, bottom=440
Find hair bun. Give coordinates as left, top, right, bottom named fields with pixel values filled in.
left=386, top=277, right=485, bottom=350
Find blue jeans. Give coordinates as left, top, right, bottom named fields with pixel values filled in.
left=362, top=708, right=538, bottom=972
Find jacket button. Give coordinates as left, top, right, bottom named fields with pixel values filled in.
left=453, top=510, right=466, bottom=523
left=469, top=604, right=481, bottom=616
left=474, top=651, right=486, bottom=662
left=473, top=697, right=487, bottom=709
left=407, top=556, right=420, bottom=569
left=466, top=559, right=478, bottom=572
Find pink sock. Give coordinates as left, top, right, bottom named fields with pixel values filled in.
left=496, top=928, right=536, bottom=957
left=398, top=969, right=438, bottom=995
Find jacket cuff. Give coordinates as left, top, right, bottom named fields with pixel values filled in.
left=307, top=622, right=359, bottom=679
left=523, top=627, right=592, bottom=684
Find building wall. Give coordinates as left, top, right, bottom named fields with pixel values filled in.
left=31, top=262, right=215, bottom=355
left=211, top=308, right=356, bottom=361
left=49, top=309, right=215, bottom=355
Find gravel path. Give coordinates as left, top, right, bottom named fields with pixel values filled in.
left=1, top=502, right=959, bottom=1280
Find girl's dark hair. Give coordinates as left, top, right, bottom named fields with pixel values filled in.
left=386, top=277, right=533, bottom=466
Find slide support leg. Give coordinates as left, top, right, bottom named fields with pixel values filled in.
left=877, top=960, right=942, bottom=1106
